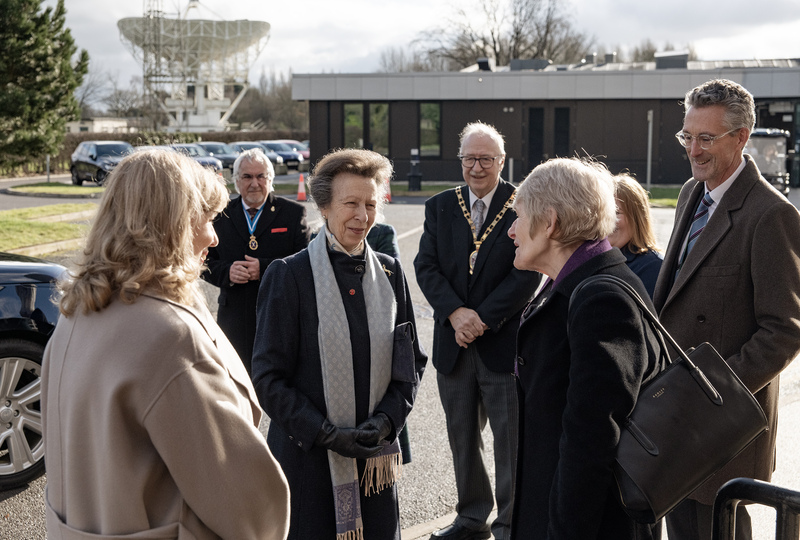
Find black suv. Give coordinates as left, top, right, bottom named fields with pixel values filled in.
left=0, top=252, right=65, bottom=490
left=70, top=141, right=134, bottom=186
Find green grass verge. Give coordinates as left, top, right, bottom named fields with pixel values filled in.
left=0, top=205, right=92, bottom=251
left=647, top=186, right=680, bottom=208
left=9, top=183, right=104, bottom=195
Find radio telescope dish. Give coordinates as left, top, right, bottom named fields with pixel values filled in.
left=118, top=1, right=270, bottom=132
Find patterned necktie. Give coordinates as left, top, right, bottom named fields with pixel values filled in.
left=246, top=207, right=258, bottom=218
left=472, top=199, right=486, bottom=234
left=677, top=192, right=714, bottom=272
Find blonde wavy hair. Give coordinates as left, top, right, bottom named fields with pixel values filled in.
left=614, top=174, right=659, bottom=254
left=59, top=149, right=228, bottom=316
left=514, top=157, right=617, bottom=244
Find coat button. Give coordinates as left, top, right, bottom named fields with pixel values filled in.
left=517, top=355, right=525, bottom=366
left=697, top=315, right=706, bottom=323
left=355, top=265, right=365, bottom=273
left=349, top=289, right=356, bottom=296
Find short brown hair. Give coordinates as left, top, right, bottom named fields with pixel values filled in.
left=308, top=148, right=392, bottom=210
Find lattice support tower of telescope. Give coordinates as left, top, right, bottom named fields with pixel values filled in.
left=118, top=0, right=270, bottom=131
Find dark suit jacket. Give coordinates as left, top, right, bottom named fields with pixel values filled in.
left=414, top=181, right=542, bottom=374
left=653, top=155, right=800, bottom=503
left=513, top=249, right=663, bottom=540
left=202, top=192, right=309, bottom=369
left=251, top=249, right=427, bottom=539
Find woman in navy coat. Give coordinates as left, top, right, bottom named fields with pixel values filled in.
left=608, top=173, right=663, bottom=299
left=507, top=158, right=664, bottom=539
left=252, top=149, right=427, bottom=540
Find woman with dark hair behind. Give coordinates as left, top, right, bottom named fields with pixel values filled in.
left=42, top=149, right=289, bottom=539
left=252, top=148, right=427, bottom=540
left=608, top=174, right=663, bottom=298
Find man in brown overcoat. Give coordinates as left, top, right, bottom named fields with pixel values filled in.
left=654, top=78, right=800, bottom=540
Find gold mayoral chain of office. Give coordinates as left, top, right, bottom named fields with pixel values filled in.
left=456, top=186, right=516, bottom=274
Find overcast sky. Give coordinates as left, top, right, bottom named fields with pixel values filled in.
left=48, top=0, right=800, bottom=88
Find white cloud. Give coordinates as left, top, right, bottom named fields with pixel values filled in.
left=46, top=0, right=800, bottom=87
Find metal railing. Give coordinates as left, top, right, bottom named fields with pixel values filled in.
left=713, top=478, right=800, bottom=539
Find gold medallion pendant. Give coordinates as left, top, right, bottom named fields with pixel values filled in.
left=249, top=236, right=258, bottom=250
left=469, top=249, right=479, bottom=272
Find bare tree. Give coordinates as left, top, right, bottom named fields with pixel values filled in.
left=626, top=39, right=699, bottom=63
left=74, top=62, right=111, bottom=118
left=414, top=0, right=593, bottom=70
left=378, top=46, right=453, bottom=72
left=103, top=75, right=142, bottom=118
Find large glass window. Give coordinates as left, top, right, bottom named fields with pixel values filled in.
left=420, top=103, right=441, bottom=157
left=369, top=103, right=389, bottom=155
left=344, top=103, right=364, bottom=148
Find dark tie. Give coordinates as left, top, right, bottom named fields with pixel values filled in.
left=472, top=199, right=486, bottom=233
left=677, top=192, right=714, bottom=274
left=246, top=207, right=259, bottom=218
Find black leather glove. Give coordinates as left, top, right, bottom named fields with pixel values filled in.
left=355, top=413, right=393, bottom=447
left=314, top=419, right=383, bottom=460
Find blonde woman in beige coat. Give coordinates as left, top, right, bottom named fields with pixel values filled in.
left=42, top=149, right=290, bottom=540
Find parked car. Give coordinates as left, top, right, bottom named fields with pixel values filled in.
left=229, top=141, right=289, bottom=176
left=745, top=128, right=791, bottom=196
left=0, top=252, right=65, bottom=490
left=70, top=141, right=134, bottom=186
left=196, top=142, right=238, bottom=171
left=260, top=141, right=306, bottom=171
left=273, top=139, right=310, bottom=160
left=169, top=144, right=224, bottom=176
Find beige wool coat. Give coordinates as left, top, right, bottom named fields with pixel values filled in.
left=42, top=292, right=289, bottom=539
left=653, top=156, right=800, bottom=504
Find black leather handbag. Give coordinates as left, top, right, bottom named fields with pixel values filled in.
left=571, top=274, right=768, bottom=524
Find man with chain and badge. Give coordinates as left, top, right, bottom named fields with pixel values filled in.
left=415, top=122, right=542, bottom=540
left=203, top=148, right=310, bottom=374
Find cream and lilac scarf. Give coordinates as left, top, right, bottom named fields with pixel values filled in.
left=309, top=226, right=402, bottom=540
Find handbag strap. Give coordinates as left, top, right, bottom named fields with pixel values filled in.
left=569, top=274, right=722, bottom=406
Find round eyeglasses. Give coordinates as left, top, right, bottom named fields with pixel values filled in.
left=675, top=129, right=738, bottom=150
left=458, top=155, right=503, bottom=168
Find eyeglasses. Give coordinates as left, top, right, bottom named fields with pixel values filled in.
left=458, top=155, right=503, bottom=168
left=675, top=129, right=738, bottom=150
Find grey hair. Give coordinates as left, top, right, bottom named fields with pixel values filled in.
left=684, top=79, right=756, bottom=132
left=514, top=157, right=617, bottom=245
left=308, top=148, right=391, bottom=212
left=232, top=148, right=275, bottom=193
left=459, top=121, right=506, bottom=155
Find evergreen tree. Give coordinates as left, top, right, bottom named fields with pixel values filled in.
left=0, top=0, right=88, bottom=168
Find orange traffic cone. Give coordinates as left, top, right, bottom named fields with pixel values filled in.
left=385, top=177, right=392, bottom=203
left=297, top=173, right=307, bottom=201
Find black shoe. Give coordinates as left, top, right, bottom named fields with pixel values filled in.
left=430, top=522, right=491, bottom=540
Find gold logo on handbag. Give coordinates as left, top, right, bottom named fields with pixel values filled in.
left=456, top=186, right=516, bottom=275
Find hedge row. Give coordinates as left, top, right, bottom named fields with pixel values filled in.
left=2, top=129, right=309, bottom=177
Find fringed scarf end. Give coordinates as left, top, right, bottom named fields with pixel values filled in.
left=336, top=527, right=364, bottom=540
left=361, top=452, right=403, bottom=496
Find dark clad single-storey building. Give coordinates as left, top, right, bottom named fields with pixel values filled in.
left=292, top=54, right=800, bottom=186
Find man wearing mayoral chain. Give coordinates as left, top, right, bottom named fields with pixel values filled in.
left=415, top=122, right=541, bottom=540
left=203, top=148, right=310, bottom=373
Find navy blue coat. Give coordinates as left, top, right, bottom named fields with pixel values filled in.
left=251, top=248, right=427, bottom=539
